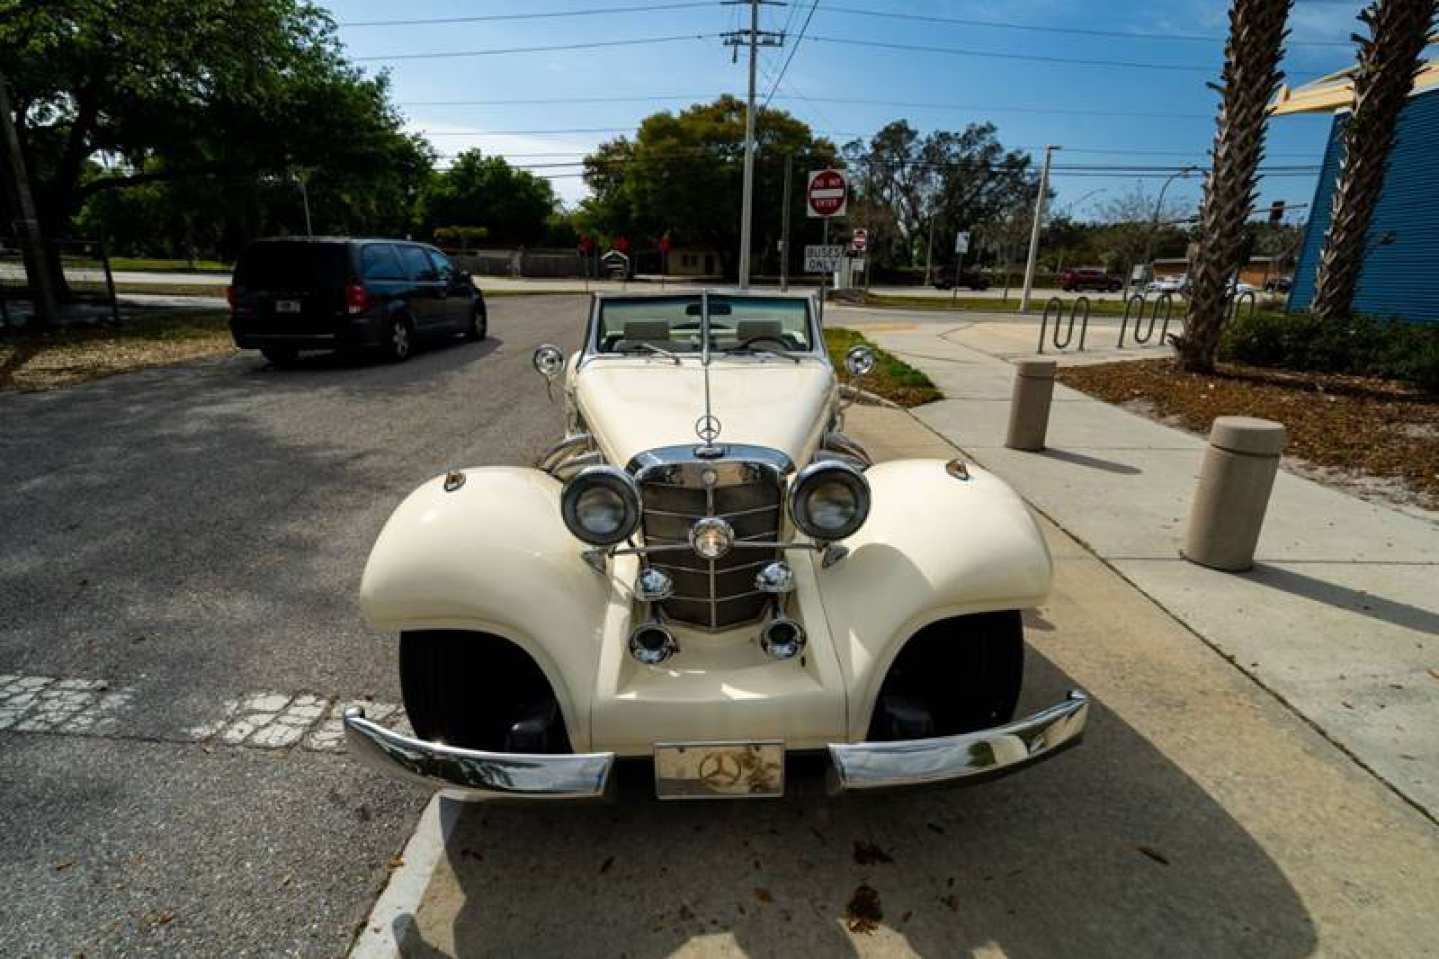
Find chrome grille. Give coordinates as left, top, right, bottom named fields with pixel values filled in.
left=631, top=446, right=789, bottom=631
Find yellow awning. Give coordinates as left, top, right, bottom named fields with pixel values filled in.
left=1270, top=59, right=1439, bottom=116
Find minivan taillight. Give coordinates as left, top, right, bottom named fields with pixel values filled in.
left=345, top=281, right=370, bottom=315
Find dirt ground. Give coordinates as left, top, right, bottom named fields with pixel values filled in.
left=0, top=311, right=233, bottom=392
left=1057, top=357, right=1439, bottom=512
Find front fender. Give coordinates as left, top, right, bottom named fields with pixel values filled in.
left=816, top=459, right=1053, bottom=741
left=359, top=468, right=610, bottom=749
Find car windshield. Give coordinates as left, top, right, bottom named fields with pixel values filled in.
left=594, top=295, right=813, bottom=354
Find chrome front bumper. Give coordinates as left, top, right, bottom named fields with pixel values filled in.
left=342, top=707, right=615, bottom=800
left=827, top=690, right=1090, bottom=791
left=344, top=690, right=1087, bottom=800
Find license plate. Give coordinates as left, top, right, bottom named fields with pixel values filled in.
left=275, top=299, right=301, bottom=314
left=654, top=741, right=784, bottom=799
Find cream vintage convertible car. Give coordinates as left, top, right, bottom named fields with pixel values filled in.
left=344, top=290, right=1088, bottom=799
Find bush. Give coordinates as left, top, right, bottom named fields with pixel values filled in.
left=1219, top=310, right=1439, bottom=393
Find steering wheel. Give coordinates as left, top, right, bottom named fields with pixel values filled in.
left=735, top=335, right=792, bottom=351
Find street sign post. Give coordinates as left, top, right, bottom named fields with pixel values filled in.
left=952, top=231, right=971, bottom=303
left=954, top=231, right=970, bottom=254
left=807, top=169, right=847, bottom=219
left=851, top=228, right=868, bottom=253
left=804, top=245, right=844, bottom=273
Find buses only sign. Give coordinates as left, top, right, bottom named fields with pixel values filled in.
left=806, top=169, right=847, bottom=218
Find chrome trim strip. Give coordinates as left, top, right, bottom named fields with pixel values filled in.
left=342, top=708, right=614, bottom=800
left=827, top=691, right=1089, bottom=791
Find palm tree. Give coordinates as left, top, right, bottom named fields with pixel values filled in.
left=1177, top=0, right=1292, bottom=373
left=1311, top=0, right=1437, bottom=321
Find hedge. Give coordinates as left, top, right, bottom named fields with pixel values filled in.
left=1219, top=310, right=1439, bottom=393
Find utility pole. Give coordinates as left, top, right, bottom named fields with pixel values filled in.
left=723, top=1, right=784, bottom=290
left=0, top=70, right=60, bottom=325
left=1019, top=143, right=1059, bottom=313
left=924, top=212, right=937, bottom=286
left=295, top=174, right=313, bottom=237
left=779, top=153, right=792, bottom=291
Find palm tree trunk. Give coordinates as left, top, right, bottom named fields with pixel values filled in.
left=1176, top=0, right=1292, bottom=373
left=1310, top=0, right=1437, bottom=321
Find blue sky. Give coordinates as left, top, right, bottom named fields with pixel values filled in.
left=326, top=0, right=1379, bottom=225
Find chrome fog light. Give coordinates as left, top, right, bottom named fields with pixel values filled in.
left=636, top=567, right=674, bottom=602
left=689, top=516, right=735, bottom=560
left=629, top=623, right=679, bottom=665
left=759, top=617, right=807, bottom=660
left=754, top=561, right=795, bottom=594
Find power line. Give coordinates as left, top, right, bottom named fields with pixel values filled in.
left=806, top=35, right=1214, bottom=71
left=351, top=33, right=717, bottom=62
left=338, top=2, right=713, bottom=27
left=817, top=3, right=1356, bottom=48
left=762, top=0, right=820, bottom=108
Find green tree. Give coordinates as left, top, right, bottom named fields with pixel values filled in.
left=1, top=0, right=430, bottom=290
left=416, top=150, right=558, bottom=246
left=579, top=97, right=838, bottom=276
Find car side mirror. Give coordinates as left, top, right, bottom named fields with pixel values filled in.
left=841, top=344, right=876, bottom=412
left=533, top=344, right=565, bottom=402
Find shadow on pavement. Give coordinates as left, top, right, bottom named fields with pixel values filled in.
left=1247, top=562, right=1439, bottom=634
left=1038, top=448, right=1143, bottom=475
left=400, top=653, right=1317, bottom=958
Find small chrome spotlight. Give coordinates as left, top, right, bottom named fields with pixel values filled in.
left=629, top=623, right=679, bottom=665
left=689, top=516, right=735, bottom=560
left=759, top=617, right=807, bottom=660
left=754, top=561, right=795, bottom=594
left=636, top=567, right=674, bottom=603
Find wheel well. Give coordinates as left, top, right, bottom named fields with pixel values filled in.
left=866, top=610, right=1024, bottom=741
left=399, top=629, right=572, bottom=752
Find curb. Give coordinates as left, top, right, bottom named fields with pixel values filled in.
left=348, top=795, right=456, bottom=959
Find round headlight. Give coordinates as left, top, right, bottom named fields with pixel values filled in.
left=788, top=460, right=870, bottom=541
left=561, top=466, right=641, bottom=546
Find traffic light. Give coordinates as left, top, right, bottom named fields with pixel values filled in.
left=1268, top=200, right=1285, bottom=225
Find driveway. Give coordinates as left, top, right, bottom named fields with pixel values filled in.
left=0, top=294, right=588, bottom=955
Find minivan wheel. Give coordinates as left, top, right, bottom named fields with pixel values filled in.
left=465, top=305, right=487, bottom=342
left=261, top=346, right=298, bottom=367
left=384, top=317, right=413, bottom=362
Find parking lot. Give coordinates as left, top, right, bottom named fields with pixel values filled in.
left=3, top=296, right=1437, bottom=957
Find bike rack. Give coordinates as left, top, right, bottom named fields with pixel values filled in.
left=1118, top=293, right=1177, bottom=348
left=1037, top=296, right=1090, bottom=353
left=1230, top=290, right=1257, bottom=323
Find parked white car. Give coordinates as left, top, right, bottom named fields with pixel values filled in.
left=1146, top=275, right=1186, bottom=295
left=344, top=291, right=1088, bottom=800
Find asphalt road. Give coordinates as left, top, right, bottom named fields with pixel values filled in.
left=0, top=295, right=591, bottom=956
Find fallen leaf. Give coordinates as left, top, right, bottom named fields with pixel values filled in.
left=939, top=894, right=958, bottom=912
left=599, top=856, right=614, bottom=874
left=926, top=822, right=945, bottom=835
left=852, top=840, right=894, bottom=865
left=54, top=861, right=74, bottom=872
left=1138, top=845, right=1170, bottom=866
left=845, top=884, right=883, bottom=933
left=753, top=887, right=773, bottom=904
left=388, top=856, right=405, bottom=869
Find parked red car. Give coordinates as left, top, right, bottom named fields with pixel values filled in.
left=1058, top=267, right=1122, bottom=293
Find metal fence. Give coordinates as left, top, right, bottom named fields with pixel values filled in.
left=447, top=248, right=587, bottom=279
left=0, top=237, right=120, bottom=327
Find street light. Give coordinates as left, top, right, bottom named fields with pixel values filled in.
left=293, top=171, right=313, bottom=237
left=1137, top=165, right=1196, bottom=291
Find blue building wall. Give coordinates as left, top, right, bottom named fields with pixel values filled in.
left=1290, top=86, right=1439, bottom=323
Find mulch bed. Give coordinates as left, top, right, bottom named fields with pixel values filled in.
left=1056, top=358, right=1439, bottom=511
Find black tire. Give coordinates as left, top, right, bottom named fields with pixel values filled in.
left=866, top=610, right=1024, bottom=741
left=260, top=346, right=298, bottom=366
left=464, top=303, right=487, bottom=342
left=382, top=315, right=414, bottom=363
left=399, top=630, right=571, bottom=752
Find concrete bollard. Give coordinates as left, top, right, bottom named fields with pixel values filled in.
left=1183, top=416, right=1287, bottom=572
left=1005, top=359, right=1057, bottom=451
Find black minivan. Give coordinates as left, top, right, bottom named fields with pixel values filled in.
left=227, top=238, right=487, bottom=364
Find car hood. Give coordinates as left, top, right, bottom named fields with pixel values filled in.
left=572, top=357, right=836, bottom=468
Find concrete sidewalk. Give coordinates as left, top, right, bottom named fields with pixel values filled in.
left=862, top=324, right=1439, bottom=822
left=359, top=407, right=1439, bottom=958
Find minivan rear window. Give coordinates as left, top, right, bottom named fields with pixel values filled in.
left=235, top=242, right=348, bottom=289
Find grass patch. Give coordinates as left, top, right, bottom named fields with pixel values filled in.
left=114, top=281, right=227, bottom=297
left=1057, top=358, right=1439, bottom=512
left=108, top=257, right=233, bottom=274
left=824, top=327, right=941, bottom=407
left=0, top=310, right=234, bottom=392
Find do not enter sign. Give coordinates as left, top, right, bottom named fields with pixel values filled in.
left=807, top=169, right=847, bottom=218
